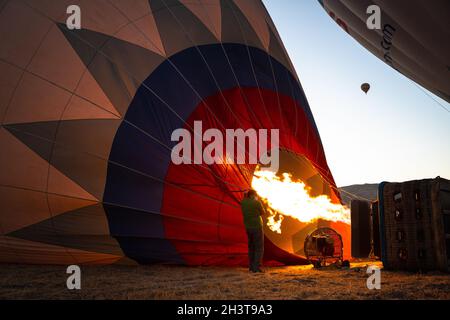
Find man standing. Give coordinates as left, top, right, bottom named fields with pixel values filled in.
left=241, top=189, right=265, bottom=273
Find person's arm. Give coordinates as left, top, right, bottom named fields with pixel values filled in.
left=257, top=201, right=266, bottom=216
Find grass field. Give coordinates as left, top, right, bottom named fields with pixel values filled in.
left=0, top=261, right=449, bottom=300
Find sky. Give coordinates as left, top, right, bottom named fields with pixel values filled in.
left=263, top=0, right=450, bottom=187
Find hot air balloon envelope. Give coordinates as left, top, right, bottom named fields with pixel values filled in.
left=361, top=83, right=370, bottom=94
left=319, top=0, right=450, bottom=103
left=0, top=0, right=348, bottom=266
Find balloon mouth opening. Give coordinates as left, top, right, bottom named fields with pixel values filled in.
left=249, top=149, right=349, bottom=257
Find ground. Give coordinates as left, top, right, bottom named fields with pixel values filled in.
left=0, top=261, right=449, bottom=300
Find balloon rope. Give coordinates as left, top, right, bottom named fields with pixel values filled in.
left=109, top=0, right=262, bottom=195
left=95, top=0, right=277, bottom=200
left=155, top=0, right=271, bottom=189
left=411, top=82, right=450, bottom=114
left=13, top=1, right=254, bottom=196
left=17, top=1, right=372, bottom=208
left=283, top=149, right=374, bottom=203
left=0, top=10, right=80, bottom=264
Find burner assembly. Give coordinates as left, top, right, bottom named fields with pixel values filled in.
left=304, top=227, right=345, bottom=268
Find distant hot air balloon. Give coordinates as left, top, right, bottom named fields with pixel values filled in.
left=0, top=0, right=348, bottom=266
left=319, top=0, right=450, bottom=103
left=361, top=83, right=370, bottom=94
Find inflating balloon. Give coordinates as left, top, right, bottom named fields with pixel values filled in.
left=0, top=0, right=348, bottom=265
left=361, top=83, right=370, bottom=94
left=319, top=0, right=450, bottom=103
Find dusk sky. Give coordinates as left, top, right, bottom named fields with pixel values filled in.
left=263, top=0, right=450, bottom=187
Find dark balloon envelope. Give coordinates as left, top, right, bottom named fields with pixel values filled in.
left=361, top=83, right=370, bottom=94
left=319, top=0, right=450, bottom=103
left=0, top=0, right=345, bottom=265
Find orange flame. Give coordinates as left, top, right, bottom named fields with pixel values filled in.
left=251, top=169, right=350, bottom=233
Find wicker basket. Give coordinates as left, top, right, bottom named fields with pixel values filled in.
left=378, top=177, right=450, bottom=272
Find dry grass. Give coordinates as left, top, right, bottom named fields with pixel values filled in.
left=0, top=261, right=449, bottom=300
